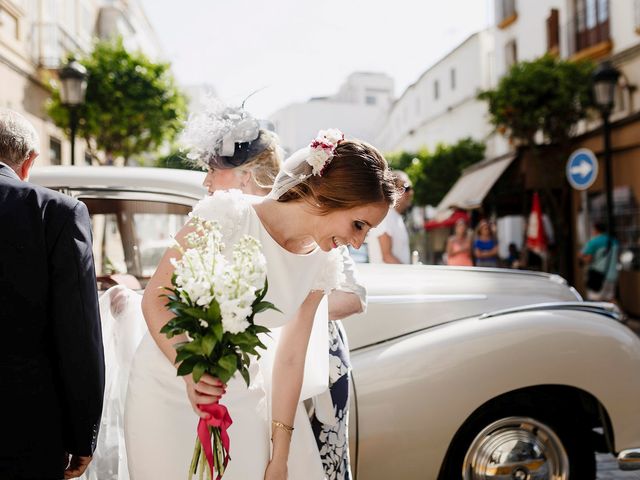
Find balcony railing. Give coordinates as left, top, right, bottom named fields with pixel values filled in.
left=565, top=3, right=611, bottom=58
left=29, top=22, right=85, bottom=68
left=496, top=0, right=517, bottom=28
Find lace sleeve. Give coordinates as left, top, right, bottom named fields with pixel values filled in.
left=311, top=248, right=346, bottom=295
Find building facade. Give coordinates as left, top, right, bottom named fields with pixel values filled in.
left=490, top=0, right=640, bottom=310
left=0, top=0, right=161, bottom=166
left=375, top=30, right=509, bottom=159
left=269, top=72, right=393, bottom=154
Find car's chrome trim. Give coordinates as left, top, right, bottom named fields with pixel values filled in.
left=396, top=263, right=569, bottom=282
left=368, top=294, right=487, bottom=304
left=618, top=448, right=640, bottom=471
left=52, top=187, right=202, bottom=204
left=479, top=301, right=622, bottom=321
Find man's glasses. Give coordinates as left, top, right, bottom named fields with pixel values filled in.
left=402, top=182, right=413, bottom=193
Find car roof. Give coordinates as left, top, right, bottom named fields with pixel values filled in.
left=30, top=166, right=207, bottom=200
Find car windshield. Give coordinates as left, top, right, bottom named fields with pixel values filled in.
left=80, top=197, right=191, bottom=289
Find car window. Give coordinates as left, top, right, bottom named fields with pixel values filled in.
left=80, top=197, right=191, bottom=289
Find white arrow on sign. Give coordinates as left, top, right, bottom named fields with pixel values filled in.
left=570, top=160, right=593, bottom=178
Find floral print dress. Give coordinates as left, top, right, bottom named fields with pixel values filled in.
left=309, top=320, right=353, bottom=480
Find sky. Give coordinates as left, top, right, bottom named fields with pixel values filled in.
left=139, top=0, right=493, bottom=119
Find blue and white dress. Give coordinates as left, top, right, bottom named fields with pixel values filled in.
left=309, top=249, right=365, bottom=480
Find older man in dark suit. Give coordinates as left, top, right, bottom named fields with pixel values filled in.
left=0, top=109, right=104, bottom=479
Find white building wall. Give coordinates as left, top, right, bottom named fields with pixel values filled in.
left=334, top=71, right=394, bottom=109
left=610, top=0, right=640, bottom=53
left=269, top=72, right=393, bottom=154
left=270, top=100, right=387, bottom=155
left=376, top=30, right=502, bottom=157
left=493, top=1, right=567, bottom=79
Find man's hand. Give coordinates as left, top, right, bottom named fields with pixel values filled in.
left=63, top=453, right=92, bottom=478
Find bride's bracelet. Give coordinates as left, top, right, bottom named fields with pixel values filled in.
left=271, top=420, right=294, bottom=437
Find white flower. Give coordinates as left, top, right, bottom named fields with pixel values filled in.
left=191, top=189, right=246, bottom=241
left=319, top=128, right=344, bottom=145
left=307, top=147, right=332, bottom=176
left=306, top=129, right=344, bottom=176
left=199, top=319, right=209, bottom=328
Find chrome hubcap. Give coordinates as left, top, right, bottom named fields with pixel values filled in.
left=462, top=416, right=569, bottom=479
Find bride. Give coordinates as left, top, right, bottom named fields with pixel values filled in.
left=123, top=108, right=398, bottom=479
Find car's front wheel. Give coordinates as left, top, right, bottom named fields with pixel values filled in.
left=440, top=401, right=596, bottom=479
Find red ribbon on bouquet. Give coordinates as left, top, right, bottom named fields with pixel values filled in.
left=198, top=403, right=233, bottom=479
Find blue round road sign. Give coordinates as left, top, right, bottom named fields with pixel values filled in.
left=566, top=148, right=598, bottom=190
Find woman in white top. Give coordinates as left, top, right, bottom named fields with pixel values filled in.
left=124, top=107, right=399, bottom=480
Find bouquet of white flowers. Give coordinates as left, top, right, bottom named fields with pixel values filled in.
left=160, top=216, right=278, bottom=479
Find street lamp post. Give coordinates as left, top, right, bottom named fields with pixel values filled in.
left=592, top=61, right=621, bottom=241
left=58, top=59, right=88, bottom=166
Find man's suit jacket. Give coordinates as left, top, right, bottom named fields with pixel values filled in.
left=0, top=164, right=104, bottom=479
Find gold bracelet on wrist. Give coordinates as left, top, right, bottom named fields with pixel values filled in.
left=271, top=420, right=294, bottom=436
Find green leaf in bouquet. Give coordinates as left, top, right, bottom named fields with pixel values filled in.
left=240, top=366, right=250, bottom=387
left=218, top=354, right=237, bottom=373
left=159, top=323, right=177, bottom=338
left=183, top=307, right=208, bottom=320
left=229, top=333, right=258, bottom=349
left=206, top=300, right=221, bottom=322
left=251, top=324, right=271, bottom=335
left=192, top=361, right=208, bottom=383
left=174, top=349, right=193, bottom=364
left=241, top=346, right=259, bottom=356
left=253, top=301, right=282, bottom=314
left=177, top=356, right=199, bottom=377
left=201, top=333, right=217, bottom=357
left=182, top=337, right=203, bottom=354
left=254, top=277, right=269, bottom=304
left=212, top=322, right=223, bottom=342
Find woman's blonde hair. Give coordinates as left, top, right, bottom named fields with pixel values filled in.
left=237, top=130, right=283, bottom=189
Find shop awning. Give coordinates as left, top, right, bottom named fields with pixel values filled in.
left=434, top=153, right=516, bottom=220
left=424, top=209, right=469, bottom=231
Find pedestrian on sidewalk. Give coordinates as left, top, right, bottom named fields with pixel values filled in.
left=579, top=221, right=619, bottom=301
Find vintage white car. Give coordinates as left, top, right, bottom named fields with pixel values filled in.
left=31, top=166, right=640, bottom=480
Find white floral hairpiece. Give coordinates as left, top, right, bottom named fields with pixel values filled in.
left=306, top=128, right=344, bottom=176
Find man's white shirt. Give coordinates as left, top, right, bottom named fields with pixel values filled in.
left=367, top=208, right=410, bottom=264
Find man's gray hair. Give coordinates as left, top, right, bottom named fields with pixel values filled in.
left=0, top=108, right=40, bottom=166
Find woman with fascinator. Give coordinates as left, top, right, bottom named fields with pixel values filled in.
left=124, top=101, right=400, bottom=479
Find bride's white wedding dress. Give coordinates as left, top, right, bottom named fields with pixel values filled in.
left=123, top=190, right=341, bottom=480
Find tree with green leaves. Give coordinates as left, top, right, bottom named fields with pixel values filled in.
left=478, top=54, right=595, bottom=148
left=388, top=138, right=485, bottom=206
left=478, top=54, right=596, bottom=279
left=48, top=38, right=187, bottom=165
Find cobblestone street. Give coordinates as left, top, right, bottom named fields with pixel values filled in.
left=597, top=453, right=640, bottom=479
left=596, top=318, right=640, bottom=479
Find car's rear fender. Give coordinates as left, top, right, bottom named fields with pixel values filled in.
left=349, top=308, right=640, bottom=479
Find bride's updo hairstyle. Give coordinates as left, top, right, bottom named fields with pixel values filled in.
left=277, top=139, right=399, bottom=213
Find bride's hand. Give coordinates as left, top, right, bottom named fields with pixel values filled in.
left=183, top=373, right=226, bottom=419
left=264, top=458, right=287, bottom=480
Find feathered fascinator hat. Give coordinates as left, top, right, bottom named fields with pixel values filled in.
left=180, top=97, right=271, bottom=170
